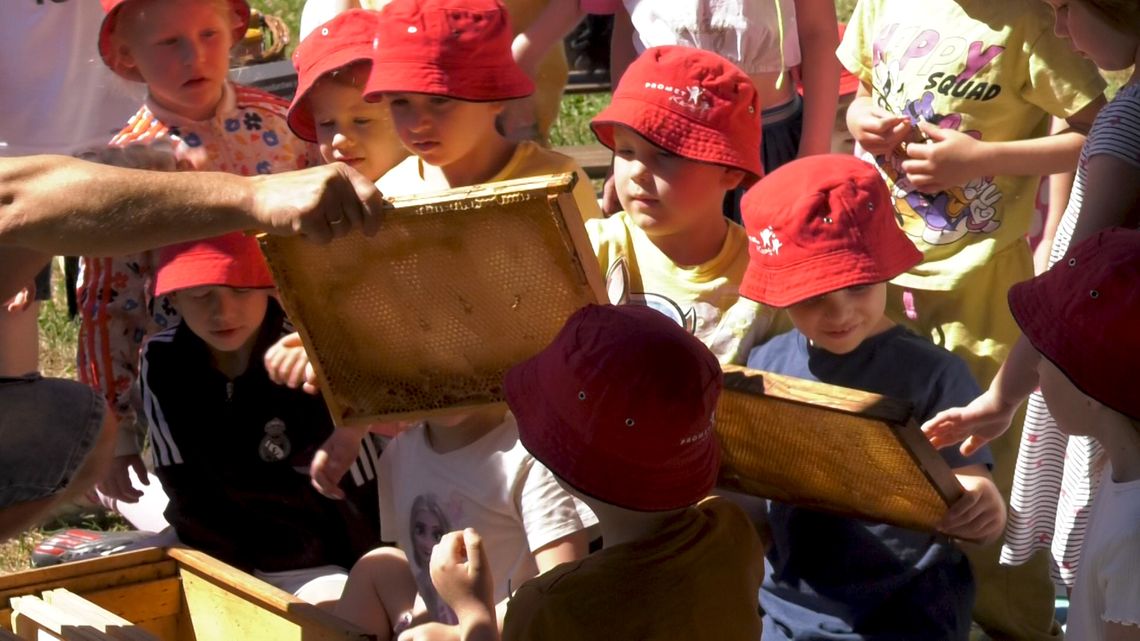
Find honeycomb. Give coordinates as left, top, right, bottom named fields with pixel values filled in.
left=260, top=173, right=606, bottom=425
left=715, top=366, right=963, bottom=531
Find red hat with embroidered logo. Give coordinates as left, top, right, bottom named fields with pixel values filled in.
left=505, top=304, right=723, bottom=512
left=99, top=0, right=251, bottom=82
left=1009, top=228, right=1140, bottom=421
left=591, top=46, right=763, bottom=181
left=362, top=0, right=534, bottom=102
left=288, top=9, right=382, bottom=142
left=155, top=232, right=274, bottom=297
left=738, top=154, right=921, bottom=308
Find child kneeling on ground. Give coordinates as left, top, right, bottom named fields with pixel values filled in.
left=741, top=155, right=1005, bottom=641
left=140, top=234, right=381, bottom=604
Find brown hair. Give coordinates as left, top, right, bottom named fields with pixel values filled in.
left=1076, top=0, right=1140, bottom=36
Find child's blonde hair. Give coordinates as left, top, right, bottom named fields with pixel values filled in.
left=1077, top=0, right=1140, bottom=35
left=113, top=0, right=240, bottom=52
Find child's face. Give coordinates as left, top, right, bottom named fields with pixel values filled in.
left=785, top=283, right=893, bottom=355
left=171, top=286, right=270, bottom=354
left=1037, top=356, right=1096, bottom=437
left=611, top=126, right=743, bottom=237
left=308, top=72, right=404, bottom=182
left=386, top=93, right=503, bottom=169
left=1044, top=0, right=1139, bottom=70
left=116, top=0, right=233, bottom=120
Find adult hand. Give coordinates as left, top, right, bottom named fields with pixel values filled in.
left=95, top=454, right=149, bottom=503
left=900, top=121, right=987, bottom=193
left=921, top=388, right=1019, bottom=457
left=498, top=96, right=541, bottom=144
left=248, top=163, right=388, bottom=244
left=846, top=99, right=911, bottom=157
left=4, top=286, right=34, bottom=313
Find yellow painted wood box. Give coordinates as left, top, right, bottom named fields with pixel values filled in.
left=0, top=548, right=375, bottom=641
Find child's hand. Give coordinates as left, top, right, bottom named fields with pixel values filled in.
left=412, top=529, right=497, bottom=641
left=921, top=388, right=1019, bottom=457
left=4, top=285, right=34, bottom=312
left=310, top=424, right=368, bottom=499
left=900, top=121, right=987, bottom=193
left=847, top=99, right=911, bottom=156
left=939, top=468, right=1006, bottom=544
left=96, top=454, right=149, bottom=503
left=264, top=332, right=319, bottom=395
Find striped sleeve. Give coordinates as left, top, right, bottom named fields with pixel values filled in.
left=1084, top=88, right=1140, bottom=168
left=139, top=329, right=184, bottom=467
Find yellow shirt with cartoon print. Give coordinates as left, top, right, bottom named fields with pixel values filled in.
left=586, top=212, right=778, bottom=365
left=837, top=0, right=1105, bottom=290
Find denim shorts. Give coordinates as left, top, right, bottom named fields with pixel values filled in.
left=0, top=374, right=105, bottom=507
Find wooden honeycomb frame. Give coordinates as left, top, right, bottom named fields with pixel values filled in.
left=260, top=173, right=606, bottom=426
left=716, top=365, right=964, bottom=531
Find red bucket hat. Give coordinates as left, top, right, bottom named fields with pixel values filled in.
left=591, top=46, right=763, bottom=181
left=505, top=304, right=723, bottom=512
left=1009, top=228, right=1140, bottom=421
left=738, top=154, right=921, bottom=308
left=288, top=9, right=382, bottom=142
left=363, top=0, right=534, bottom=102
left=99, top=0, right=251, bottom=82
left=155, top=232, right=274, bottom=297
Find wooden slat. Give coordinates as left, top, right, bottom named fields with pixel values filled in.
left=10, top=596, right=116, bottom=641
left=177, top=565, right=373, bottom=641
left=0, top=550, right=169, bottom=599
left=0, top=562, right=178, bottom=616
left=556, top=144, right=611, bottom=180
left=721, top=365, right=914, bottom=423
left=41, top=591, right=159, bottom=641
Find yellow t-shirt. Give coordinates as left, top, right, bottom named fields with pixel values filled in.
left=358, top=0, right=567, bottom=138
left=587, top=212, right=775, bottom=365
left=837, top=0, right=1105, bottom=290
left=376, top=141, right=602, bottom=221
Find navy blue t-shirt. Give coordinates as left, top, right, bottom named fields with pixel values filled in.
left=746, top=325, right=993, bottom=641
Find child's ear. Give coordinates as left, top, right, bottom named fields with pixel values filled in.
left=116, top=43, right=139, bottom=74
left=721, top=168, right=746, bottom=190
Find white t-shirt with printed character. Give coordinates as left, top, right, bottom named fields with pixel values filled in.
left=378, top=413, right=597, bottom=623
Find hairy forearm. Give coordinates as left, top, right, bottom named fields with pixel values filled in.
left=0, top=155, right=253, bottom=255
left=975, top=130, right=1085, bottom=178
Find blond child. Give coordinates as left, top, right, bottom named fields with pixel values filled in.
left=586, top=45, right=778, bottom=363
left=838, top=0, right=1106, bottom=636
left=363, top=0, right=601, bottom=222
left=1005, top=228, right=1140, bottom=641
left=286, top=8, right=406, bottom=183
left=79, top=0, right=317, bottom=506
left=741, top=154, right=1004, bottom=641
left=497, top=303, right=764, bottom=639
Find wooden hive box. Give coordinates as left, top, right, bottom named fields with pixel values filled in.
left=0, top=548, right=374, bottom=641
left=260, top=173, right=606, bottom=428
left=715, top=365, right=964, bottom=532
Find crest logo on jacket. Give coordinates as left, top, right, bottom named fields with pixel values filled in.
left=259, top=418, right=292, bottom=462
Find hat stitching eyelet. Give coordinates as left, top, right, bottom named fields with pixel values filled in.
left=577, top=391, right=586, bottom=401
left=1090, top=289, right=1100, bottom=299
left=625, top=418, right=635, bottom=427
left=407, top=25, right=418, bottom=33
left=1068, top=258, right=1077, bottom=267
left=823, top=216, right=833, bottom=224
left=321, top=27, right=329, bottom=36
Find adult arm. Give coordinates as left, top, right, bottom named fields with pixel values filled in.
left=793, top=0, right=840, bottom=158
left=608, top=4, right=637, bottom=87
left=0, top=156, right=384, bottom=255
left=512, top=2, right=585, bottom=78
